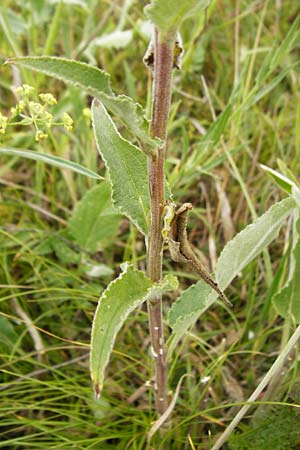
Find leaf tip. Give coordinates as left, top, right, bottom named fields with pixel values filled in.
left=93, top=381, right=102, bottom=400
left=91, top=97, right=100, bottom=108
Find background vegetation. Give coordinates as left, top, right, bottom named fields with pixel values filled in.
left=0, top=0, right=300, bottom=448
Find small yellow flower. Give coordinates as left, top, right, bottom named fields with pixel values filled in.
left=39, top=93, right=57, bottom=106
left=18, top=100, right=26, bottom=112
left=10, top=100, right=26, bottom=117
left=16, top=84, right=35, bottom=97
left=0, top=113, right=8, bottom=134
left=29, top=101, right=44, bottom=116
left=44, top=112, right=53, bottom=127
left=35, top=129, right=48, bottom=141
left=83, top=108, right=91, bottom=120
left=62, top=112, right=73, bottom=131
left=10, top=106, right=17, bottom=116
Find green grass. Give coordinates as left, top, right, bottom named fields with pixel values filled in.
left=1, top=0, right=300, bottom=448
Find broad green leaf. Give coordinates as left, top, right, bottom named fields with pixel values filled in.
left=216, top=197, right=296, bottom=289
left=85, top=263, right=114, bottom=278
left=69, top=182, right=120, bottom=252
left=292, top=186, right=300, bottom=210
left=6, top=56, right=112, bottom=95
left=0, top=147, right=102, bottom=179
left=101, top=93, right=155, bottom=150
left=168, top=197, right=296, bottom=351
left=144, top=0, right=210, bottom=33
left=168, top=280, right=214, bottom=330
left=273, top=221, right=300, bottom=323
left=273, top=240, right=300, bottom=323
left=5, top=8, right=27, bottom=36
left=90, top=30, right=133, bottom=49
left=90, top=264, right=153, bottom=396
left=7, top=57, right=154, bottom=146
left=92, top=99, right=150, bottom=235
left=51, top=235, right=80, bottom=264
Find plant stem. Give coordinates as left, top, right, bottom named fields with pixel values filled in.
left=147, top=29, right=176, bottom=415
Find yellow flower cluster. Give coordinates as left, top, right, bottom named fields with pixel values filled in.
left=62, top=113, right=73, bottom=132
left=0, top=113, right=8, bottom=134
left=0, top=84, right=75, bottom=142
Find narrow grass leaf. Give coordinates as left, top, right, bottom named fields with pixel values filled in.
left=49, top=0, right=88, bottom=8
left=255, top=16, right=300, bottom=87
left=90, top=264, right=153, bottom=397
left=69, top=182, right=120, bottom=252
left=144, top=0, right=210, bottom=33
left=168, top=197, right=296, bottom=350
left=246, top=66, right=297, bottom=110
left=0, top=316, right=19, bottom=353
left=7, top=56, right=155, bottom=146
left=92, top=99, right=150, bottom=234
left=0, top=147, right=102, bottom=179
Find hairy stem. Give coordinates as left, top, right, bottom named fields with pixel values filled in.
left=147, top=29, right=176, bottom=415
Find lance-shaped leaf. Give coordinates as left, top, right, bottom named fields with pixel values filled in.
left=273, top=221, right=300, bottom=323
left=92, top=99, right=150, bottom=235
left=6, top=56, right=112, bottom=95
left=6, top=57, right=154, bottom=146
left=144, top=0, right=210, bottom=33
left=69, top=182, right=120, bottom=252
left=90, top=265, right=153, bottom=397
left=216, top=197, right=295, bottom=289
left=261, top=164, right=299, bottom=195
left=168, top=197, right=296, bottom=352
left=0, top=147, right=102, bottom=179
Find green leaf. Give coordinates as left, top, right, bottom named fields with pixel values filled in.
left=216, top=197, right=296, bottom=289
left=6, top=56, right=112, bottom=95
left=246, top=66, right=297, bottom=110
left=100, top=93, right=155, bottom=150
left=273, top=222, right=300, bottom=323
left=49, top=0, right=88, bottom=8
left=0, top=316, right=19, bottom=353
left=51, top=236, right=80, bottom=264
left=0, top=147, right=102, bottom=179
left=168, top=280, right=213, bottom=330
left=69, top=182, right=120, bottom=252
left=91, top=99, right=150, bottom=235
left=277, top=159, right=300, bottom=188
left=7, top=56, right=154, bottom=146
left=90, top=264, right=153, bottom=396
left=90, top=30, right=133, bottom=49
left=168, top=198, right=296, bottom=350
left=255, top=16, right=300, bottom=87
left=144, top=0, right=210, bottom=33
left=260, top=164, right=298, bottom=195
